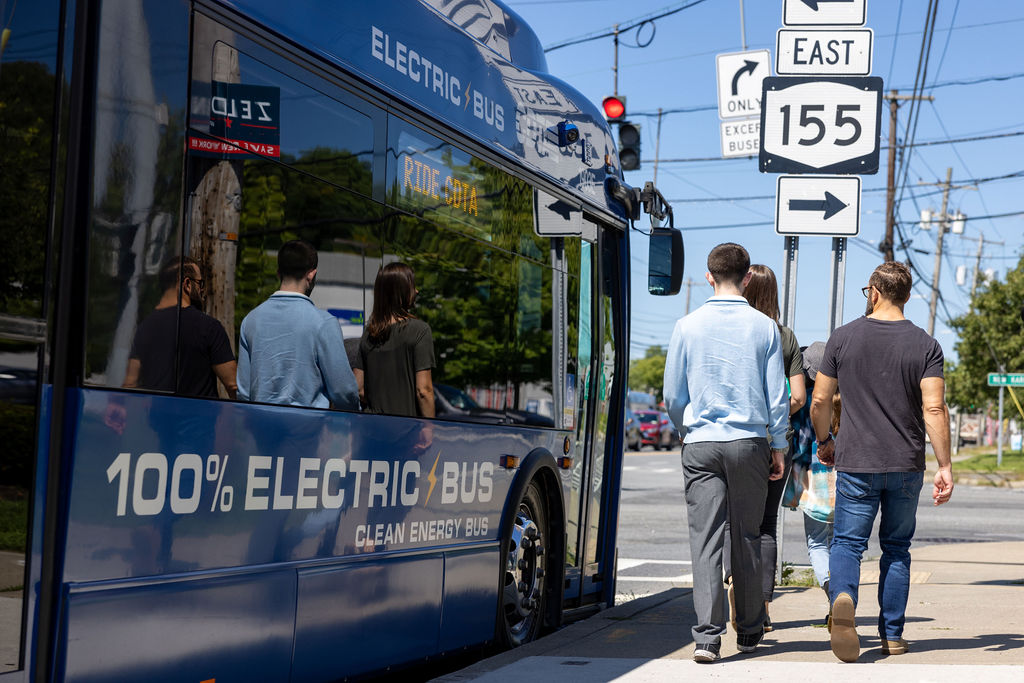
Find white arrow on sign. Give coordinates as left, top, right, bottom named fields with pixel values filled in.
left=760, top=76, right=882, bottom=174
left=776, top=28, right=873, bottom=76
left=776, top=175, right=860, bottom=236
left=783, top=0, right=866, bottom=27
left=715, top=49, right=771, bottom=120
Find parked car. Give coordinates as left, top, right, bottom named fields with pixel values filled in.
left=635, top=409, right=677, bottom=450
left=434, top=384, right=554, bottom=427
left=623, top=407, right=642, bottom=451
left=0, top=367, right=37, bottom=405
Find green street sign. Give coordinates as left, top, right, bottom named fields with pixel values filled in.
left=987, top=373, right=1024, bottom=387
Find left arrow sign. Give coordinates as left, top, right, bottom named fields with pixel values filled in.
left=788, top=191, right=848, bottom=219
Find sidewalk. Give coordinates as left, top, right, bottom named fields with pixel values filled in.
left=436, top=541, right=1024, bottom=682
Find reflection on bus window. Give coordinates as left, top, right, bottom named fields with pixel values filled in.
left=84, top=0, right=191, bottom=386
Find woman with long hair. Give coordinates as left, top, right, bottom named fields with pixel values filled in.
left=746, top=264, right=806, bottom=629
left=728, top=264, right=806, bottom=633
left=353, top=262, right=435, bottom=417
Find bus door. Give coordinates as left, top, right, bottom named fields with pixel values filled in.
left=564, top=220, right=626, bottom=605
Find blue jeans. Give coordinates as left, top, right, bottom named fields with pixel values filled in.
left=829, top=470, right=924, bottom=640
left=803, top=513, right=833, bottom=588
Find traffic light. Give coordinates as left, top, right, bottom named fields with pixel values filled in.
left=618, top=121, right=641, bottom=171
left=602, top=95, right=626, bottom=123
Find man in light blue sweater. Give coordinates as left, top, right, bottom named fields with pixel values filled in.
left=663, top=242, right=789, bottom=662
left=237, top=240, right=359, bottom=410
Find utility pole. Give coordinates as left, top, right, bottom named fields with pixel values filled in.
left=927, top=168, right=952, bottom=337
left=962, top=233, right=1005, bottom=299
left=921, top=168, right=977, bottom=335
left=684, top=277, right=697, bottom=315
left=881, top=90, right=934, bottom=262
left=971, top=233, right=985, bottom=298
left=653, top=108, right=663, bottom=187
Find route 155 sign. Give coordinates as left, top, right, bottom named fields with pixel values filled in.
left=759, top=76, right=882, bottom=174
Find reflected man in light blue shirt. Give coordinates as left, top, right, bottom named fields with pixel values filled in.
left=237, top=240, right=359, bottom=410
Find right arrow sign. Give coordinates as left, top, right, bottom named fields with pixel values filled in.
left=783, top=0, right=866, bottom=26
left=776, top=175, right=860, bottom=236
left=789, top=191, right=848, bottom=219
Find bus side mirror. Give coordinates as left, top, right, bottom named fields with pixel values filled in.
left=648, top=227, right=684, bottom=296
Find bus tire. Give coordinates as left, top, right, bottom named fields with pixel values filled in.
left=497, top=479, right=548, bottom=648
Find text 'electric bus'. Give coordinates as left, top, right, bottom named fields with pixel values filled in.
left=0, top=0, right=682, bottom=680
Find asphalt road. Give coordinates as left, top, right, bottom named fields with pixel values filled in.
left=613, top=447, right=1024, bottom=603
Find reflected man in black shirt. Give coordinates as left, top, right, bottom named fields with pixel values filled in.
left=124, top=257, right=237, bottom=398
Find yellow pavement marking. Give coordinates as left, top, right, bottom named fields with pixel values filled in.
left=859, top=570, right=931, bottom=584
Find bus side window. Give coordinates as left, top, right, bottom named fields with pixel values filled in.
left=185, top=24, right=382, bottom=405
left=83, top=1, right=191, bottom=390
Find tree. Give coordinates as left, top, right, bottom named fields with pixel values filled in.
left=946, top=256, right=1024, bottom=411
left=629, top=346, right=667, bottom=401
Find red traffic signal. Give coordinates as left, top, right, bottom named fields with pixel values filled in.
left=602, top=95, right=626, bottom=122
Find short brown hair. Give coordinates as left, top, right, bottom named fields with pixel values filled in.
left=707, top=243, right=750, bottom=287
left=868, top=261, right=912, bottom=304
left=278, top=239, right=318, bottom=281
left=743, top=264, right=780, bottom=322
left=158, top=256, right=199, bottom=292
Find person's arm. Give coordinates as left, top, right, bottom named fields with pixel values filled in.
left=212, top=360, right=238, bottom=399
left=763, top=326, right=789, bottom=451
left=236, top=325, right=250, bottom=401
left=809, top=372, right=838, bottom=466
left=353, top=368, right=366, bottom=406
left=921, top=375, right=953, bottom=506
left=123, top=359, right=141, bottom=389
left=789, top=372, right=806, bottom=415
left=415, top=369, right=435, bottom=418
left=663, top=320, right=689, bottom=432
left=318, top=319, right=360, bottom=410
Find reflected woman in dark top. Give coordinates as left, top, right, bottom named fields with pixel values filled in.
left=353, top=262, right=435, bottom=417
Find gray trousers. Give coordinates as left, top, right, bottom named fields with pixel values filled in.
left=682, top=438, right=770, bottom=646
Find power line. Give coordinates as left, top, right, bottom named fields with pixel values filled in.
left=897, top=209, right=1024, bottom=225
left=644, top=129, right=1024, bottom=164
left=542, top=0, right=712, bottom=53
left=667, top=168, right=1024, bottom=204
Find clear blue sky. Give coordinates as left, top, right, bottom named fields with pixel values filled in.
left=507, top=0, right=1024, bottom=365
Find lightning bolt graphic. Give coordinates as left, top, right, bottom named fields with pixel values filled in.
left=464, top=83, right=471, bottom=110
left=425, top=451, right=441, bottom=506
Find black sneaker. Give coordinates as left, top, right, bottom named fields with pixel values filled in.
left=693, top=643, right=721, bottom=663
left=737, top=629, right=764, bottom=653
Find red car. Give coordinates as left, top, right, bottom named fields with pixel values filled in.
left=635, top=410, right=678, bottom=450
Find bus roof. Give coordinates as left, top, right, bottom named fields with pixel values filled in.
left=214, top=0, right=627, bottom=222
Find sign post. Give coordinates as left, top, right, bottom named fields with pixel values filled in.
left=985, top=374, right=1022, bottom=466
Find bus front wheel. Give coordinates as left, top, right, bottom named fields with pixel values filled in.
left=499, top=480, right=548, bottom=647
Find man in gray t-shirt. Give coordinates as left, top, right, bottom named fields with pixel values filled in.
left=810, top=261, right=953, bottom=664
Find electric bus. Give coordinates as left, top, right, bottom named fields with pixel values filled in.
left=0, top=0, right=682, bottom=680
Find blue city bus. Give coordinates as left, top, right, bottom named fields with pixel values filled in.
left=0, top=1, right=681, bottom=680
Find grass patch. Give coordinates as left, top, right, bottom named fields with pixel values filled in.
left=0, top=498, right=28, bottom=552
left=779, top=563, right=818, bottom=587
left=953, top=450, right=1024, bottom=474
